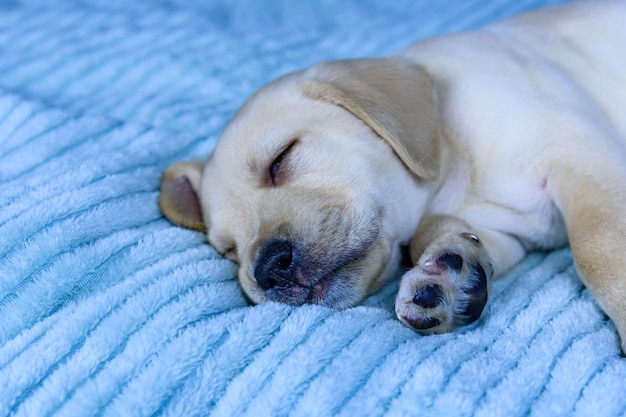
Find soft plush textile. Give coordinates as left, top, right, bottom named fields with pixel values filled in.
left=1, top=0, right=625, bottom=416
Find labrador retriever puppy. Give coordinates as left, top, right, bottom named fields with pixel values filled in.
left=159, top=0, right=626, bottom=352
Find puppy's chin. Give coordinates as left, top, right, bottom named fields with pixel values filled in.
left=240, top=269, right=367, bottom=310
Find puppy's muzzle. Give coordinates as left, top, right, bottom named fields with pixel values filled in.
left=253, top=238, right=338, bottom=306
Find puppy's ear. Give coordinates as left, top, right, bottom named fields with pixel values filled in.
left=301, top=57, right=440, bottom=180
left=158, top=160, right=206, bottom=231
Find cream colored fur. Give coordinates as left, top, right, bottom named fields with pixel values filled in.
left=159, top=0, right=626, bottom=352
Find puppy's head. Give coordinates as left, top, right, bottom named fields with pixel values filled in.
left=159, top=57, right=441, bottom=308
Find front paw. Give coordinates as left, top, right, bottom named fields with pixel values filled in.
left=395, top=234, right=493, bottom=334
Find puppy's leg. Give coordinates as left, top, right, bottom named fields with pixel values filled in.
left=395, top=214, right=526, bottom=333
left=550, top=159, right=626, bottom=354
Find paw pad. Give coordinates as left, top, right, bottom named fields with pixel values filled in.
left=458, top=263, right=489, bottom=324
left=412, top=284, right=444, bottom=308
left=437, top=253, right=463, bottom=272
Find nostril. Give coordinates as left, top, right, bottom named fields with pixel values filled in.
left=254, top=240, right=297, bottom=291
left=263, top=277, right=278, bottom=289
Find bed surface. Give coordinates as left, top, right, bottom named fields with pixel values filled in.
left=1, top=1, right=625, bottom=416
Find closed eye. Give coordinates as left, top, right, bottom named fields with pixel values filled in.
left=269, top=140, right=297, bottom=186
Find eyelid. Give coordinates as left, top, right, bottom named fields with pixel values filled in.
left=268, top=140, right=297, bottom=185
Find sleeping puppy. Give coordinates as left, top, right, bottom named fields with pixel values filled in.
left=159, top=0, right=626, bottom=352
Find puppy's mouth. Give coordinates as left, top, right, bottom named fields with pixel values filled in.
left=303, top=262, right=354, bottom=306
left=305, top=276, right=333, bottom=304
left=263, top=272, right=335, bottom=305
left=257, top=254, right=359, bottom=308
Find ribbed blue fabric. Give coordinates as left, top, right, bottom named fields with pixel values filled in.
left=2, top=1, right=625, bottom=416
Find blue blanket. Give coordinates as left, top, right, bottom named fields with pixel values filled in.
left=2, top=1, right=625, bottom=416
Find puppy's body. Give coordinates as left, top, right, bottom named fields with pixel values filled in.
left=394, top=0, right=626, bottom=338
left=410, top=0, right=626, bottom=269
left=160, top=0, right=626, bottom=352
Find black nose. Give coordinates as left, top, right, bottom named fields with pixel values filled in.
left=254, top=240, right=298, bottom=290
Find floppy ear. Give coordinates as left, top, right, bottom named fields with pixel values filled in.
left=158, top=160, right=206, bottom=231
left=300, top=57, right=441, bottom=180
